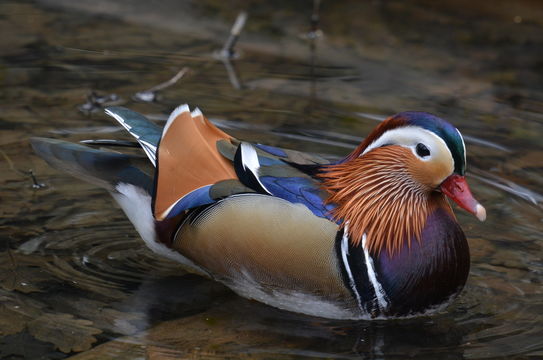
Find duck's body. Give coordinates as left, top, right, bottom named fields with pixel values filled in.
left=31, top=105, right=484, bottom=319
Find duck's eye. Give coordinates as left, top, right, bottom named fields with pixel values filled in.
left=416, top=143, right=430, bottom=158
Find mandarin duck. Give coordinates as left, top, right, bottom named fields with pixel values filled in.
left=31, top=105, right=486, bottom=319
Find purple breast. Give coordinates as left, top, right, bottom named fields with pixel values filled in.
left=374, top=208, right=470, bottom=316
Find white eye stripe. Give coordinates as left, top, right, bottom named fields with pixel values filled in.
left=361, top=126, right=454, bottom=173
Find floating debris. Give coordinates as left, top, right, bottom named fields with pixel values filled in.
left=133, top=67, right=189, bottom=103
left=78, top=91, right=123, bottom=114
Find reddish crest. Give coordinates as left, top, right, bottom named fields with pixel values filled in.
left=344, top=115, right=410, bottom=161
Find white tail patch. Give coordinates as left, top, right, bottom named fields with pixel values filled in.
left=112, top=183, right=208, bottom=275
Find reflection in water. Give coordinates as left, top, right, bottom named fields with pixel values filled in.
left=0, top=0, right=542, bottom=359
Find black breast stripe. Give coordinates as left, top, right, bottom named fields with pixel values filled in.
left=335, top=230, right=380, bottom=317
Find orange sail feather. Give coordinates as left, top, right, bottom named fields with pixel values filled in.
left=154, top=106, right=236, bottom=220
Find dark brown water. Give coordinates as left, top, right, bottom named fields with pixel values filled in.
left=1, top=1, right=542, bottom=359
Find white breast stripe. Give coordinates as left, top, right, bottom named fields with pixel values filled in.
left=362, top=234, right=389, bottom=312
left=341, top=223, right=364, bottom=312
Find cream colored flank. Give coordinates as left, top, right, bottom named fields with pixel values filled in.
left=173, top=194, right=361, bottom=318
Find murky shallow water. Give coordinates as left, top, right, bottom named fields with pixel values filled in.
left=1, top=1, right=542, bottom=359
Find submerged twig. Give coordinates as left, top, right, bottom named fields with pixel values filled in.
left=217, top=12, right=248, bottom=60
left=213, top=12, right=248, bottom=89
left=28, top=169, right=46, bottom=189
left=133, top=67, right=190, bottom=102
left=305, top=0, right=323, bottom=40
left=0, top=149, right=46, bottom=189
left=221, top=58, right=242, bottom=90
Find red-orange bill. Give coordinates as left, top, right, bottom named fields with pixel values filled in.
left=441, top=174, right=486, bottom=221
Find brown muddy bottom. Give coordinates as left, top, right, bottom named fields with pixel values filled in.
left=1, top=1, right=542, bottom=359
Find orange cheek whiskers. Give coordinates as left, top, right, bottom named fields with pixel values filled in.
left=319, top=146, right=450, bottom=256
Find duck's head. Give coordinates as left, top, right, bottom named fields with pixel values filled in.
left=321, top=111, right=485, bottom=255
left=356, top=111, right=486, bottom=221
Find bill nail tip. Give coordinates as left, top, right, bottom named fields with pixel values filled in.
left=476, top=204, right=487, bottom=222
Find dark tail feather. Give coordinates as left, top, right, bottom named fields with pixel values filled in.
left=30, top=137, right=153, bottom=194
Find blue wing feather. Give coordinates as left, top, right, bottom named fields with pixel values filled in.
left=221, top=141, right=335, bottom=220
left=163, top=185, right=214, bottom=219
left=260, top=176, right=335, bottom=220
left=255, top=144, right=288, bottom=158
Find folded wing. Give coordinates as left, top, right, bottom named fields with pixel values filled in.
left=154, top=105, right=237, bottom=220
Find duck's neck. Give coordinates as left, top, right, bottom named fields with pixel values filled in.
left=320, top=147, right=453, bottom=256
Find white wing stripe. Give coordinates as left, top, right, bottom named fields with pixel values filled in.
left=240, top=142, right=270, bottom=194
